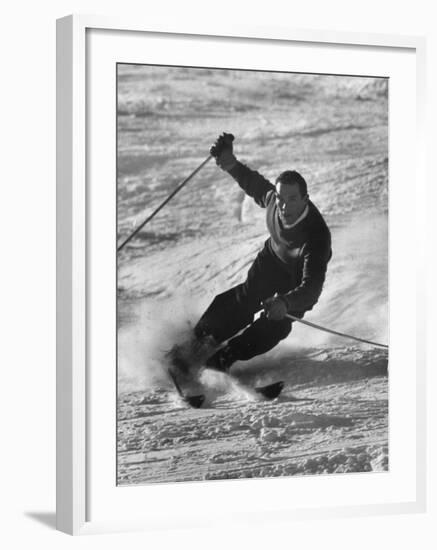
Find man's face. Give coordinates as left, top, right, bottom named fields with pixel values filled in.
left=275, top=181, right=308, bottom=226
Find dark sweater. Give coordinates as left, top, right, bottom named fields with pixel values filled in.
left=228, top=161, right=332, bottom=312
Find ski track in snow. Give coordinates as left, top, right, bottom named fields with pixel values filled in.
left=117, top=347, right=388, bottom=485
left=116, top=66, right=389, bottom=485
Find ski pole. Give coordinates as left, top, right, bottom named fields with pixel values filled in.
left=285, top=314, right=388, bottom=349
left=117, top=155, right=213, bottom=252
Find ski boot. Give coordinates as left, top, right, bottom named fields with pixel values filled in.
left=205, top=344, right=237, bottom=373
left=167, top=333, right=218, bottom=376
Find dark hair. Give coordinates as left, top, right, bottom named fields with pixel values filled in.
left=275, top=170, right=308, bottom=197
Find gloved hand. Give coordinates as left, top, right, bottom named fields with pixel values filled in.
left=210, top=132, right=237, bottom=171
left=263, top=295, right=288, bottom=321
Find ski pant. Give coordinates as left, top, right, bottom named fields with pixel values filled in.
left=194, top=243, right=305, bottom=361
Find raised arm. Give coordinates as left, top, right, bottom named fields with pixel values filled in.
left=210, top=133, right=275, bottom=208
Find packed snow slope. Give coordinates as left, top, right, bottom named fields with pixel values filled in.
left=116, top=65, right=388, bottom=485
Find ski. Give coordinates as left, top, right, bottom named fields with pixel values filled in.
left=167, top=365, right=284, bottom=407
left=253, top=380, right=284, bottom=400
left=167, top=367, right=205, bottom=408
left=165, top=343, right=284, bottom=407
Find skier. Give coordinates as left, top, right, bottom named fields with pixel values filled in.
left=172, top=132, right=332, bottom=374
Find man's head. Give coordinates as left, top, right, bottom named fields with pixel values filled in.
left=275, top=170, right=309, bottom=226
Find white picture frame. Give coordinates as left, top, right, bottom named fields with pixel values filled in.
left=56, top=14, right=427, bottom=535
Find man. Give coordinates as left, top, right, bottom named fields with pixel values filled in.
left=173, top=133, right=332, bottom=374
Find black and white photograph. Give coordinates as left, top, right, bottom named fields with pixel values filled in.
left=116, top=63, right=389, bottom=485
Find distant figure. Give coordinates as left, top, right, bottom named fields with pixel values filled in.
left=174, top=133, right=332, bottom=373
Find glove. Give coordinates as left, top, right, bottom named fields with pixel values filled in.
left=210, top=132, right=237, bottom=171
left=263, top=295, right=288, bottom=321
